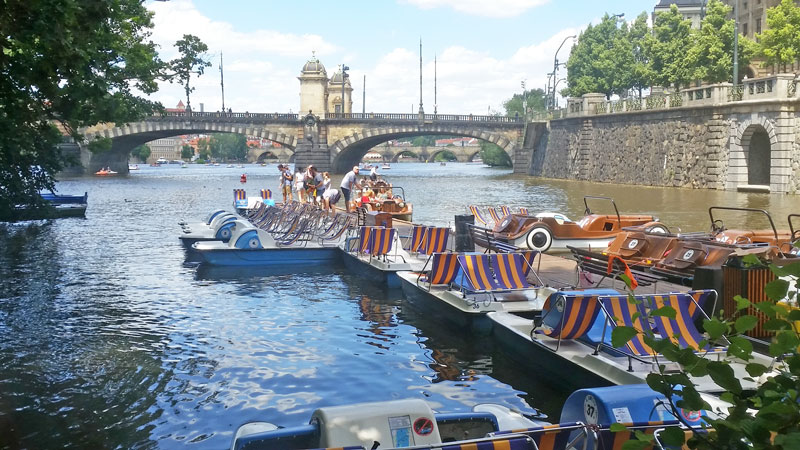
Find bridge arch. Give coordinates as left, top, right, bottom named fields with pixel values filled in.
left=391, top=150, right=420, bottom=163
left=83, top=120, right=298, bottom=159
left=468, top=150, right=481, bottom=162
left=426, top=148, right=458, bottom=163
left=731, top=117, right=777, bottom=189
left=329, top=125, right=516, bottom=173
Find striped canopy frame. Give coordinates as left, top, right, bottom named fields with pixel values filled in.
left=647, top=291, right=726, bottom=352
left=490, top=421, right=587, bottom=450
left=491, top=253, right=532, bottom=290
left=468, top=205, right=490, bottom=226
left=422, top=252, right=460, bottom=287
left=456, top=254, right=501, bottom=293
left=260, top=189, right=272, bottom=200
left=369, top=227, right=396, bottom=257
left=598, top=295, right=656, bottom=357
left=420, top=227, right=450, bottom=255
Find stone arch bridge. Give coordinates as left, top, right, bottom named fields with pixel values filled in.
left=80, top=111, right=525, bottom=173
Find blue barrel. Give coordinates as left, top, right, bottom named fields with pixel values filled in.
left=560, top=384, right=705, bottom=426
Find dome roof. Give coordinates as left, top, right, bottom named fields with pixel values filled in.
left=330, top=71, right=346, bottom=84
left=302, top=53, right=326, bottom=75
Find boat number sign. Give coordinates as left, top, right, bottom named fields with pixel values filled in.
left=627, top=239, right=639, bottom=249
left=583, top=395, right=598, bottom=425
left=413, top=417, right=434, bottom=436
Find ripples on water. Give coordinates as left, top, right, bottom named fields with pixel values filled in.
left=0, top=163, right=795, bottom=449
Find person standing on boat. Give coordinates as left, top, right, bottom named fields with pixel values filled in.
left=340, top=166, right=361, bottom=213
left=369, top=165, right=378, bottom=182
left=279, top=165, right=293, bottom=203
left=294, top=166, right=306, bottom=203
left=306, top=165, right=324, bottom=206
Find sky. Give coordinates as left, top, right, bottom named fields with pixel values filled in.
left=145, top=0, right=655, bottom=115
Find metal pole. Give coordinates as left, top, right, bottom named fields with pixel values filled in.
left=733, top=0, right=739, bottom=87
left=362, top=74, right=366, bottom=114
left=418, top=38, right=424, bottom=114
left=434, top=54, right=438, bottom=115
left=220, top=52, right=225, bottom=111
left=551, top=35, right=575, bottom=111
left=342, top=66, right=345, bottom=116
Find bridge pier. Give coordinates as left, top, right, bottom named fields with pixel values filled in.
left=294, top=142, right=332, bottom=171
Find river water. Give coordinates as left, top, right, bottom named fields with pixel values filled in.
left=0, top=163, right=796, bottom=449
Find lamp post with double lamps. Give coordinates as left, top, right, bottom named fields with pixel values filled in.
left=550, top=35, right=575, bottom=110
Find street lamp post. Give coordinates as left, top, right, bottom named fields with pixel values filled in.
left=341, top=64, right=349, bottom=117
left=551, top=35, right=576, bottom=110
left=521, top=80, right=527, bottom=121
left=733, top=0, right=739, bottom=88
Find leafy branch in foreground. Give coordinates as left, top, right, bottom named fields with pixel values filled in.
left=611, top=255, right=800, bottom=449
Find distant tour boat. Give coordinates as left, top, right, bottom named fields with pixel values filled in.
left=128, top=164, right=139, bottom=171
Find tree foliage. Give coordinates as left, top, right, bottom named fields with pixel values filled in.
left=478, top=141, right=511, bottom=167
left=169, top=34, right=210, bottom=111
left=131, top=145, right=151, bottom=163
left=0, top=0, right=164, bottom=219
left=565, top=14, right=630, bottom=98
left=688, top=0, right=756, bottom=84
left=203, top=134, right=248, bottom=161
left=629, top=13, right=653, bottom=98
left=614, top=255, right=800, bottom=449
left=181, top=145, right=194, bottom=161
left=646, top=5, right=694, bottom=90
left=503, top=89, right=546, bottom=117
left=758, top=0, right=800, bottom=72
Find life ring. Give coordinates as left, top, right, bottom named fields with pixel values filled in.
left=525, top=225, right=552, bottom=252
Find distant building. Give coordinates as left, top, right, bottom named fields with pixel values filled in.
left=146, top=137, right=182, bottom=163
left=653, top=0, right=706, bottom=29
left=434, top=137, right=479, bottom=147
left=165, top=100, right=186, bottom=113
left=298, top=53, right=353, bottom=116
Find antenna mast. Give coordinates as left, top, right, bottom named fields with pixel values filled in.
left=434, top=54, right=437, bottom=115
left=220, top=52, right=226, bottom=111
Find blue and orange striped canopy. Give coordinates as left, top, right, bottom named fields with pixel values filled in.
left=457, top=254, right=500, bottom=292
left=428, top=253, right=460, bottom=285
left=542, top=294, right=602, bottom=339
left=420, top=227, right=450, bottom=255
left=369, top=227, right=396, bottom=257
left=491, top=253, right=531, bottom=289
left=600, top=295, right=655, bottom=356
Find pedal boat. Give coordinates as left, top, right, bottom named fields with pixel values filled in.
left=650, top=206, right=791, bottom=285
left=488, top=288, right=778, bottom=394
left=178, top=210, right=239, bottom=248
left=397, top=251, right=555, bottom=335
left=231, top=385, right=715, bottom=450
left=490, top=196, right=663, bottom=253
left=192, top=221, right=339, bottom=266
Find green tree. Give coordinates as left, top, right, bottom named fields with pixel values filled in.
left=411, top=136, right=437, bottom=147
left=758, top=0, right=800, bottom=72
left=196, top=138, right=212, bottom=161
left=211, top=134, right=248, bottom=161
left=503, top=89, right=546, bottom=117
left=629, top=12, right=654, bottom=98
left=0, top=0, right=164, bottom=219
left=688, top=0, right=757, bottom=84
left=181, top=144, right=194, bottom=161
left=433, top=150, right=456, bottom=162
left=478, top=141, right=511, bottom=167
left=645, top=5, right=694, bottom=90
left=612, top=256, right=800, bottom=449
left=565, top=14, right=633, bottom=99
left=169, top=34, right=210, bottom=111
left=131, top=145, right=151, bottom=163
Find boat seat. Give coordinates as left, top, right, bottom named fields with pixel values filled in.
left=439, top=435, right=535, bottom=450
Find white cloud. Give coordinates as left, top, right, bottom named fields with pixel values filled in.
left=401, top=0, right=549, bottom=18
left=142, top=0, right=586, bottom=116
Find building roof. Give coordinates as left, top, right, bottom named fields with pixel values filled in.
left=329, top=69, right=351, bottom=85
left=301, top=53, right=326, bottom=75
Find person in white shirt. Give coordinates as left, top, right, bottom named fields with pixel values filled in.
left=339, top=166, right=361, bottom=212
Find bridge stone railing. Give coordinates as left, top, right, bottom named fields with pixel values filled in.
left=144, top=110, right=523, bottom=125
left=324, top=112, right=523, bottom=124
left=562, top=73, right=800, bottom=118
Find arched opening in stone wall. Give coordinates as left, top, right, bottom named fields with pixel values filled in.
left=745, top=127, right=771, bottom=186
left=392, top=150, right=419, bottom=163
left=257, top=151, right=279, bottom=163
